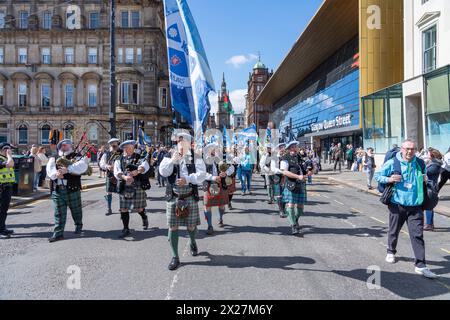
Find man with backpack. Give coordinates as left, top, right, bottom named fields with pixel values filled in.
left=375, top=139, right=438, bottom=279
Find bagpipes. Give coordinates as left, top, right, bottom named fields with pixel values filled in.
left=56, top=133, right=93, bottom=176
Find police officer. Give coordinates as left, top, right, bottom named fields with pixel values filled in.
left=0, top=143, right=15, bottom=239
left=46, top=139, right=89, bottom=243
left=99, top=138, right=122, bottom=216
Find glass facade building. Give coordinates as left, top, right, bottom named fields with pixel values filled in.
left=271, top=37, right=361, bottom=151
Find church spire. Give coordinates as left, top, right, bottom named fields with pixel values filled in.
left=221, top=72, right=227, bottom=94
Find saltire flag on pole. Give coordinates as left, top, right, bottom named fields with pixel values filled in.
left=163, top=0, right=215, bottom=134
left=237, top=124, right=257, bottom=143
left=138, top=128, right=152, bottom=147
left=223, top=127, right=232, bottom=149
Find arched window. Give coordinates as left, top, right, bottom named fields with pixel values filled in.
left=41, top=124, right=51, bottom=145
left=87, top=123, right=98, bottom=145
left=64, top=124, right=74, bottom=140
left=18, top=124, right=28, bottom=145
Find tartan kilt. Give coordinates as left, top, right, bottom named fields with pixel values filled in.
left=282, top=182, right=307, bottom=204
left=227, top=177, right=236, bottom=195
left=166, top=185, right=201, bottom=228
left=52, top=189, right=83, bottom=214
left=106, top=176, right=119, bottom=193
left=119, top=187, right=147, bottom=210
left=204, top=186, right=229, bottom=207
left=273, top=183, right=283, bottom=197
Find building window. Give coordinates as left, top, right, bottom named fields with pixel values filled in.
left=118, top=48, right=123, bottom=63
left=41, top=125, right=51, bottom=145
left=0, top=47, right=4, bottom=64
left=121, top=11, right=129, bottom=28
left=18, top=48, right=27, bottom=64
left=137, top=48, right=142, bottom=64
left=18, top=125, right=28, bottom=145
left=43, top=11, right=52, bottom=29
left=423, top=25, right=437, bottom=73
left=65, top=84, right=74, bottom=108
left=65, top=47, right=74, bottom=64
left=19, top=11, right=29, bottom=29
left=0, top=85, right=4, bottom=105
left=0, top=123, right=7, bottom=143
left=18, top=83, right=27, bottom=107
left=89, top=12, right=99, bottom=29
left=41, top=84, right=51, bottom=108
left=131, top=11, right=140, bottom=27
left=41, top=47, right=51, bottom=64
left=88, top=85, right=97, bottom=107
left=0, top=11, right=5, bottom=29
left=120, top=82, right=138, bottom=105
left=64, top=124, right=74, bottom=140
left=125, top=48, right=134, bottom=64
left=88, top=47, right=98, bottom=64
left=159, top=87, right=167, bottom=108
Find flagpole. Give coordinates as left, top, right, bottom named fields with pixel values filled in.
left=109, top=0, right=117, bottom=139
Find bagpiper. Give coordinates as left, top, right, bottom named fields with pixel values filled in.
left=280, top=141, right=308, bottom=236
left=271, top=143, right=287, bottom=218
left=203, top=143, right=235, bottom=235
left=46, top=139, right=89, bottom=243
left=260, top=144, right=275, bottom=204
left=0, top=143, right=15, bottom=239
left=99, top=138, right=122, bottom=216
left=114, top=140, right=151, bottom=239
left=159, top=132, right=206, bottom=271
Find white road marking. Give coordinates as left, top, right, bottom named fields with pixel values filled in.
left=334, top=200, right=344, bottom=206
left=165, top=242, right=190, bottom=300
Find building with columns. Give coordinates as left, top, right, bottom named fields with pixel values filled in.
left=0, top=0, right=174, bottom=152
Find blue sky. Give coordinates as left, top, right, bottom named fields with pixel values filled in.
left=187, top=0, right=324, bottom=114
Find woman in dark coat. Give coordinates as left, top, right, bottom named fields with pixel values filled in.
left=424, top=148, right=443, bottom=232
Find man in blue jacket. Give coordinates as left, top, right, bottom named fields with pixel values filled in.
left=375, top=139, right=438, bottom=279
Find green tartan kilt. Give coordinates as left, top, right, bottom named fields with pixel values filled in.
left=273, top=183, right=283, bottom=197
left=166, top=185, right=201, bottom=228
left=282, top=182, right=307, bottom=204
left=119, top=187, right=147, bottom=210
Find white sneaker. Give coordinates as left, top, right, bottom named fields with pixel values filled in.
left=415, top=267, right=439, bottom=279
left=386, top=253, right=396, bottom=264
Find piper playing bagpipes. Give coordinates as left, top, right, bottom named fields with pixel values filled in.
left=46, top=139, right=89, bottom=243
left=99, top=138, right=122, bottom=216
left=203, top=143, right=235, bottom=236
left=114, top=140, right=151, bottom=239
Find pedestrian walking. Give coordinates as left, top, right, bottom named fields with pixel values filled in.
left=30, top=146, right=42, bottom=192
left=424, top=148, right=443, bottom=232
left=346, top=144, right=354, bottom=170
left=99, top=138, right=122, bottom=216
left=46, top=140, right=89, bottom=243
left=280, top=141, right=308, bottom=236
left=363, top=148, right=376, bottom=190
left=240, top=147, right=253, bottom=195
left=0, top=143, right=15, bottom=239
left=159, top=132, right=207, bottom=271
left=438, top=147, right=450, bottom=192
left=260, top=145, right=275, bottom=204
left=333, top=143, right=344, bottom=172
left=375, top=139, right=438, bottom=279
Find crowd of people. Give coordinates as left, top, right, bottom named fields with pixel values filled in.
left=0, top=124, right=448, bottom=278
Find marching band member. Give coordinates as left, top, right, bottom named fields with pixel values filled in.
left=260, top=144, right=275, bottom=204
left=46, top=140, right=88, bottom=243
left=227, top=152, right=239, bottom=211
left=280, top=141, right=308, bottom=236
left=114, top=140, right=150, bottom=239
left=203, top=143, right=235, bottom=235
left=271, top=143, right=287, bottom=218
left=159, top=132, right=206, bottom=271
left=99, top=138, right=122, bottom=216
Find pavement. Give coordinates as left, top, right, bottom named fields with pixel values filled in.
left=1, top=173, right=450, bottom=300
left=319, top=162, right=450, bottom=217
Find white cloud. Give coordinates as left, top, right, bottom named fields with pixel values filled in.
left=225, top=54, right=258, bottom=68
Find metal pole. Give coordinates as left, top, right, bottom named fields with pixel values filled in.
left=109, top=0, right=117, bottom=138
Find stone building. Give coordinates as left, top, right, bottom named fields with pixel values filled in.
left=0, top=0, right=174, bottom=152
left=215, top=73, right=231, bottom=130
left=245, top=56, right=272, bottom=130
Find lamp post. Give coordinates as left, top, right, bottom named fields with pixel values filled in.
left=109, top=0, right=117, bottom=138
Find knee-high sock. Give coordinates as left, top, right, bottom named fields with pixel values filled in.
left=295, top=207, right=304, bottom=222
left=219, top=207, right=225, bottom=222
left=188, top=228, right=197, bottom=246
left=229, top=194, right=233, bottom=202
left=138, top=210, right=148, bottom=221
left=121, top=212, right=130, bottom=230
left=168, top=230, right=179, bottom=258
left=277, top=198, right=284, bottom=213
left=204, top=211, right=212, bottom=228
left=105, top=194, right=112, bottom=210
left=285, top=207, right=296, bottom=226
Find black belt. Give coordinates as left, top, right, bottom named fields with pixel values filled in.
left=173, top=191, right=194, bottom=199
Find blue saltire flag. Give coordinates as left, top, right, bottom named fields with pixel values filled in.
left=163, top=0, right=215, bottom=133
left=138, top=128, right=152, bottom=147
left=223, top=127, right=232, bottom=148
left=238, top=124, right=257, bottom=143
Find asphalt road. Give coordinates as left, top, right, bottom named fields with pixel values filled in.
left=1, top=176, right=449, bottom=300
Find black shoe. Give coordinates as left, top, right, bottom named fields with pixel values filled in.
left=3, top=229, right=14, bottom=235
left=291, top=226, right=299, bottom=235
left=49, top=235, right=64, bottom=243
left=206, top=226, right=214, bottom=235
left=294, top=224, right=303, bottom=237
left=190, top=243, right=198, bottom=257
left=0, top=232, right=11, bottom=239
left=106, top=209, right=113, bottom=216
left=119, top=229, right=131, bottom=239
left=280, top=213, right=287, bottom=219
left=74, top=227, right=83, bottom=235
left=143, top=218, right=149, bottom=231
left=218, top=220, right=225, bottom=228
left=228, top=204, right=233, bottom=210
left=168, top=257, right=181, bottom=271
